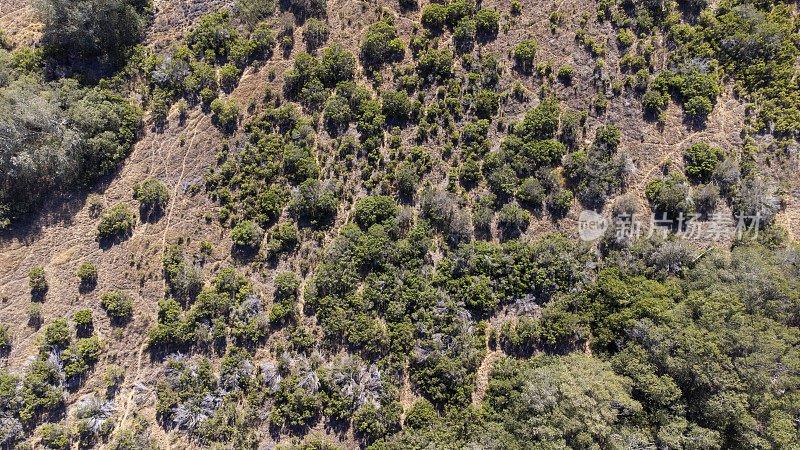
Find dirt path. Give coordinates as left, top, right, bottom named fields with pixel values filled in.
left=108, top=111, right=206, bottom=447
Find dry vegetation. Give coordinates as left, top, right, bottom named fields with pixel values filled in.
left=1, top=0, right=800, bottom=448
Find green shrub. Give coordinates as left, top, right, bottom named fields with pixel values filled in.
left=684, top=142, right=723, bottom=182
left=460, top=157, right=482, bottom=185
left=267, top=221, right=300, bottom=255
left=360, top=20, right=404, bottom=69
left=269, top=272, right=301, bottom=323
left=40, top=422, right=70, bottom=449
left=405, top=399, right=438, bottom=429
left=474, top=90, right=499, bottom=118
left=514, top=40, right=538, bottom=72
left=283, top=142, right=320, bottom=183
left=324, top=95, right=352, bottom=127
left=0, top=79, right=141, bottom=227
left=162, top=244, right=203, bottom=300
left=74, top=309, right=94, bottom=334
left=200, top=87, right=218, bottom=105
left=231, top=220, right=265, bottom=250
left=617, top=28, right=635, bottom=47
left=43, top=319, right=71, bottom=349
left=302, top=18, right=330, bottom=49
left=132, top=179, right=169, bottom=215
left=546, top=187, right=573, bottom=218
left=96, top=205, right=135, bottom=241
left=476, top=8, right=500, bottom=35
left=353, top=196, right=398, bottom=228
left=62, top=336, right=102, bottom=379
left=646, top=173, right=691, bottom=216
left=684, top=96, right=713, bottom=119
left=288, top=179, right=338, bottom=225
left=100, top=291, right=134, bottom=324
left=28, top=267, right=48, bottom=294
left=0, top=324, right=10, bottom=353
left=416, top=48, right=454, bottom=79
left=446, top=0, right=475, bottom=26
left=558, top=65, right=574, bottom=80
left=395, top=161, right=419, bottom=196
left=382, top=90, right=412, bottom=121
left=250, top=23, right=277, bottom=56
left=27, top=302, right=43, bottom=325
left=643, top=89, right=667, bottom=113
left=515, top=97, right=560, bottom=140
left=209, top=98, right=240, bottom=132
left=498, top=202, right=531, bottom=237
left=185, top=10, right=240, bottom=61
left=36, top=0, right=149, bottom=64
left=421, top=4, right=448, bottom=29
left=516, top=178, right=545, bottom=208
left=149, top=87, right=170, bottom=125
left=218, top=62, right=243, bottom=91
left=320, top=44, right=356, bottom=86
left=453, top=18, right=476, bottom=47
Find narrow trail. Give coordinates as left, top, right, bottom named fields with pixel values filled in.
left=472, top=349, right=502, bottom=407
left=110, top=113, right=204, bottom=447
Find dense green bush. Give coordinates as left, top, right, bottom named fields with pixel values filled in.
left=320, top=44, right=356, bottom=86
left=185, top=10, right=240, bottom=62
left=513, top=40, right=538, bottom=72
left=474, top=90, right=499, bottom=118
left=395, top=161, right=419, bottom=196
left=40, top=422, right=70, bottom=449
left=475, top=8, right=500, bottom=35
left=302, top=18, right=330, bottom=49
left=324, top=95, right=352, bottom=128
left=209, top=97, right=240, bottom=132
left=563, top=126, right=627, bottom=207
left=546, top=187, right=573, bottom=218
left=28, top=267, right=48, bottom=294
left=133, top=179, right=169, bottom=216
left=36, top=0, right=150, bottom=64
left=62, top=336, right=102, bottom=379
left=360, top=20, right=404, bottom=70
left=353, top=196, right=398, bottom=229
left=231, top=220, right=265, bottom=251
left=684, top=142, right=723, bottom=182
left=161, top=244, right=203, bottom=300
left=288, top=179, right=338, bottom=226
left=0, top=78, right=141, bottom=227
left=218, top=62, right=242, bottom=91
left=421, top=4, right=448, bottom=29
left=77, top=262, right=98, bottom=288
left=382, top=90, right=412, bottom=121
left=43, top=319, right=71, bottom=349
left=100, top=291, right=134, bottom=324
left=96, top=205, right=135, bottom=241
left=269, top=272, right=301, bottom=324
left=646, top=172, right=691, bottom=216
left=74, top=309, right=93, bottom=332
left=498, top=202, right=530, bottom=238
left=453, top=18, right=476, bottom=48
left=0, top=324, right=10, bottom=354
left=416, top=48, right=454, bottom=80
left=516, top=178, right=545, bottom=208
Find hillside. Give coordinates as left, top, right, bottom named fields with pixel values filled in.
left=0, top=0, right=799, bottom=448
